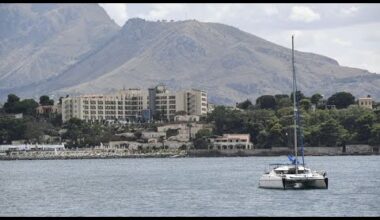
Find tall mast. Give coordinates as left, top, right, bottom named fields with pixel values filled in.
left=292, top=35, right=298, bottom=174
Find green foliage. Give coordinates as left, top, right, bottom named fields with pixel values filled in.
left=3, top=96, right=39, bottom=115
left=195, top=129, right=212, bottom=139
left=369, top=124, right=380, bottom=145
left=236, top=99, right=253, bottom=110
left=355, top=112, right=376, bottom=143
left=318, top=119, right=347, bottom=146
left=134, top=131, right=142, bottom=139
left=0, top=117, right=26, bottom=144
left=256, top=95, right=276, bottom=110
left=166, top=128, right=179, bottom=138
left=39, top=95, right=54, bottom=105
left=7, top=94, right=20, bottom=103
left=300, top=99, right=311, bottom=111
left=290, top=91, right=305, bottom=103
left=327, top=92, right=355, bottom=109
left=61, top=118, right=116, bottom=148
left=310, top=93, right=323, bottom=105
left=276, top=97, right=292, bottom=109
left=193, top=138, right=209, bottom=149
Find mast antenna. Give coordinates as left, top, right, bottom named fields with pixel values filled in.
left=292, top=35, right=298, bottom=174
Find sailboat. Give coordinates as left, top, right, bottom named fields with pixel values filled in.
left=258, top=36, right=328, bottom=190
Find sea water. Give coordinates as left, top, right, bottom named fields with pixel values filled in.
left=0, top=156, right=379, bottom=216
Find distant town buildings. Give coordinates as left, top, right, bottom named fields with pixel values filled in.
left=36, top=104, right=61, bottom=115
left=358, top=96, right=373, bottom=109
left=61, top=85, right=207, bottom=123
left=209, top=134, right=254, bottom=150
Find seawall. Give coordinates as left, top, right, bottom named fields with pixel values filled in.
left=0, top=145, right=378, bottom=160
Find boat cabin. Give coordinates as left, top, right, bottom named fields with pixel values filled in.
left=270, top=164, right=310, bottom=174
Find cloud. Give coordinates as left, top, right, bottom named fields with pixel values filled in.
left=99, top=3, right=128, bottom=26
left=289, top=6, right=321, bottom=23
left=340, top=6, right=359, bottom=15
left=139, top=4, right=186, bottom=21
left=263, top=5, right=279, bottom=16
left=332, top=38, right=352, bottom=47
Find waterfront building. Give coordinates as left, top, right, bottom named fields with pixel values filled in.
left=61, top=85, right=207, bottom=122
left=358, top=96, right=373, bottom=109
left=209, top=134, right=254, bottom=150
left=36, top=104, right=62, bottom=115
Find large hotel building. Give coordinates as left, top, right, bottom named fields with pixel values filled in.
left=62, top=85, right=207, bottom=122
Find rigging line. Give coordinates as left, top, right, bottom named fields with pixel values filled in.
left=292, top=37, right=305, bottom=167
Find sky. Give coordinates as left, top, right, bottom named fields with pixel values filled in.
left=99, top=3, right=380, bottom=74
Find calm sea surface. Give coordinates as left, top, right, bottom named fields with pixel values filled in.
left=0, top=156, right=379, bottom=216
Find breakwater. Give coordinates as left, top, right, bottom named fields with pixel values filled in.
left=0, top=145, right=378, bottom=160
left=0, top=149, right=187, bottom=160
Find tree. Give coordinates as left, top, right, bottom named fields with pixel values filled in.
left=24, top=121, right=43, bottom=143
left=3, top=94, right=38, bottom=115
left=39, top=95, right=54, bottom=106
left=327, top=92, right=355, bottom=109
left=193, top=129, right=211, bottom=150
left=300, top=99, right=311, bottom=111
left=369, top=124, right=380, bottom=145
left=355, top=112, right=376, bottom=143
left=16, top=99, right=39, bottom=115
left=274, top=94, right=289, bottom=100
left=267, top=122, right=285, bottom=147
left=256, top=95, right=276, bottom=110
left=319, top=119, right=346, bottom=147
left=290, top=91, right=305, bottom=103
left=276, top=97, right=292, bottom=109
left=59, top=97, right=64, bottom=105
left=166, top=128, right=179, bottom=138
left=134, top=131, right=142, bottom=139
left=195, top=129, right=212, bottom=139
left=3, top=94, right=20, bottom=113
left=236, top=99, right=253, bottom=110
left=310, top=93, right=323, bottom=105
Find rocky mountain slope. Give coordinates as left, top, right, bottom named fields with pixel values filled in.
left=0, top=3, right=119, bottom=95
left=1, top=6, right=379, bottom=104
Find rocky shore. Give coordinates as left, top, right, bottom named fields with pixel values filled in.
left=0, top=145, right=379, bottom=160
left=0, top=149, right=187, bottom=160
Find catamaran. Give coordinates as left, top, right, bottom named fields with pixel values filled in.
left=258, top=36, right=328, bottom=190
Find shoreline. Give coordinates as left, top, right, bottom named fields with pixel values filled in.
left=0, top=148, right=378, bottom=161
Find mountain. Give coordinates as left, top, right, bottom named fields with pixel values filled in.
left=0, top=3, right=119, bottom=94
left=1, top=11, right=379, bottom=104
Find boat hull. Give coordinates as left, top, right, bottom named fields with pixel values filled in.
left=259, top=175, right=328, bottom=190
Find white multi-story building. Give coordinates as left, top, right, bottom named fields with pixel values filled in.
left=62, top=85, right=208, bottom=122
